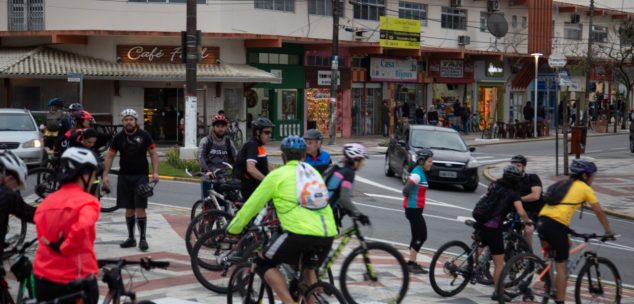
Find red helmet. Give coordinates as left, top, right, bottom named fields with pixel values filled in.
left=211, top=114, right=228, bottom=125
left=75, top=110, right=94, bottom=121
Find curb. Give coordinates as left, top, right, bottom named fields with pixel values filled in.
left=469, top=131, right=627, bottom=147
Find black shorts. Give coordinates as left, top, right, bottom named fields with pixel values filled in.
left=261, top=232, right=333, bottom=269
left=526, top=211, right=540, bottom=225
left=478, top=226, right=505, bottom=255
left=537, top=216, right=570, bottom=262
left=117, top=174, right=149, bottom=209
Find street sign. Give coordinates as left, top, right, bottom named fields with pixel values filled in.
left=67, top=72, right=83, bottom=83
left=548, top=53, right=567, bottom=68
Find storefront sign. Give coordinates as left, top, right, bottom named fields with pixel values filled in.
left=428, top=59, right=474, bottom=84
left=117, top=45, right=219, bottom=64
left=379, top=16, right=421, bottom=49
left=439, top=60, right=464, bottom=78
left=370, top=58, right=417, bottom=82
left=485, top=61, right=504, bottom=78
left=317, top=70, right=341, bottom=86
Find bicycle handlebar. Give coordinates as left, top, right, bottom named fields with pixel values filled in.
left=98, top=257, right=170, bottom=271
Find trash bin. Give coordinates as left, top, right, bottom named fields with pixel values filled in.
left=570, top=126, right=587, bottom=155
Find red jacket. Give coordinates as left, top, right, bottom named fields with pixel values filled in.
left=33, top=183, right=100, bottom=284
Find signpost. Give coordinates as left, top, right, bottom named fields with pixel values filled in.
left=548, top=53, right=567, bottom=176
left=379, top=16, right=421, bottom=49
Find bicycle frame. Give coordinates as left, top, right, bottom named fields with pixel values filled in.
left=536, top=242, right=589, bottom=285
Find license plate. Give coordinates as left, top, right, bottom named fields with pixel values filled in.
left=439, top=171, right=457, bottom=178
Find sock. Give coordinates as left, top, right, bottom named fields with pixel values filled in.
left=125, top=216, right=135, bottom=239
left=137, top=217, right=147, bottom=241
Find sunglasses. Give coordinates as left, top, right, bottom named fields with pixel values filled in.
left=262, top=130, right=272, bottom=135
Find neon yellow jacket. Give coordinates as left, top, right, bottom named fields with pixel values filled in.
left=227, top=160, right=337, bottom=237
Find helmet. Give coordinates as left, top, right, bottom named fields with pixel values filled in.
left=343, top=143, right=369, bottom=160
left=136, top=181, right=157, bottom=199
left=251, top=117, right=274, bottom=130
left=47, top=97, right=64, bottom=108
left=280, top=135, right=306, bottom=153
left=303, top=129, right=323, bottom=141
left=502, top=164, right=523, bottom=183
left=211, top=114, right=228, bottom=125
left=120, top=109, right=139, bottom=120
left=61, top=147, right=98, bottom=174
left=68, top=103, right=83, bottom=112
left=0, top=150, right=27, bottom=187
left=415, top=148, right=434, bottom=163
left=570, top=159, right=597, bottom=175
left=74, top=110, right=94, bottom=122
left=510, top=155, right=527, bottom=166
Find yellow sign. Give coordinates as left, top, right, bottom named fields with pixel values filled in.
left=379, top=16, right=421, bottom=49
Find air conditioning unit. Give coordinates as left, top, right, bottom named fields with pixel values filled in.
left=450, top=0, right=462, bottom=8
left=458, top=35, right=471, bottom=45
left=487, top=0, right=500, bottom=12
left=570, top=13, right=580, bottom=24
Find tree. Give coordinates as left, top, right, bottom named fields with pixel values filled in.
left=601, top=17, right=634, bottom=129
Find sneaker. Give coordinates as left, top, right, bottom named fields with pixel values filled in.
left=139, top=239, right=149, bottom=252
left=407, top=261, right=428, bottom=274
left=491, top=291, right=512, bottom=302
left=120, top=238, right=136, bottom=248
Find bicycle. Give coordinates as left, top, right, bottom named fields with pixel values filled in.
left=495, top=231, right=621, bottom=303
left=187, top=163, right=242, bottom=220
left=1, top=239, right=37, bottom=304
left=98, top=258, right=170, bottom=304
left=228, top=119, right=244, bottom=149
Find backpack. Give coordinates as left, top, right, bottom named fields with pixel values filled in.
left=46, top=110, right=65, bottom=132
left=543, top=179, right=575, bottom=205
left=203, top=135, right=235, bottom=165
left=232, top=144, right=247, bottom=181
left=295, top=162, right=329, bottom=210
left=472, top=183, right=508, bottom=223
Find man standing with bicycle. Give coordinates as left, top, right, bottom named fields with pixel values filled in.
left=234, top=117, right=274, bottom=200
left=103, top=109, right=160, bottom=252
left=198, top=114, right=237, bottom=199
left=510, top=155, right=541, bottom=246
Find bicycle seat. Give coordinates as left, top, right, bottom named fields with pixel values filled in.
left=218, top=182, right=242, bottom=192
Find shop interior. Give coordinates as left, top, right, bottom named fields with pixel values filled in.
left=143, top=88, right=183, bottom=144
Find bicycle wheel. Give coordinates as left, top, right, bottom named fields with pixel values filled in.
left=429, top=240, right=473, bottom=297
left=227, top=263, right=273, bottom=304
left=23, top=167, right=59, bottom=204
left=575, top=257, right=621, bottom=304
left=477, top=247, right=494, bottom=286
left=99, top=176, right=119, bottom=213
left=496, top=252, right=550, bottom=304
left=304, top=282, right=346, bottom=304
left=1, top=284, right=15, bottom=304
left=191, top=230, right=242, bottom=293
left=185, top=210, right=232, bottom=256
left=339, top=241, right=409, bottom=304
left=2, top=215, right=26, bottom=259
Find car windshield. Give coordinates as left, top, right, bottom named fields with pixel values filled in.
left=0, top=113, right=36, bottom=131
left=410, top=129, right=468, bottom=152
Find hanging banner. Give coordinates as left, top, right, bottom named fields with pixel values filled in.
left=379, top=16, right=421, bottom=49
left=369, top=57, right=418, bottom=82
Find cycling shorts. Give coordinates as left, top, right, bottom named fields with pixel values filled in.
left=117, top=174, right=149, bottom=209
left=478, top=226, right=504, bottom=255
left=537, top=216, right=570, bottom=262
left=259, top=232, right=333, bottom=272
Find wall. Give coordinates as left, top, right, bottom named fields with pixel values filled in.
left=552, top=8, right=616, bottom=59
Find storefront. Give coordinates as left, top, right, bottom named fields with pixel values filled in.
left=428, top=58, right=474, bottom=128
left=473, top=60, right=509, bottom=130
left=351, top=82, right=382, bottom=136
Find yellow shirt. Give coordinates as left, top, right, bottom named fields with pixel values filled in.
left=539, top=180, right=599, bottom=226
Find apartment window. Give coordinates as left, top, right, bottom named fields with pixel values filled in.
left=591, top=25, right=608, bottom=43
left=521, top=16, right=527, bottom=29
left=480, top=12, right=489, bottom=32
left=564, top=22, right=582, bottom=40
left=352, top=57, right=369, bottom=68
left=398, top=2, right=427, bottom=26
left=441, top=7, right=467, bottom=30
left=248, top=53, right=300, bottom=65
left=511, top=15, right=517, bottom=28
left=8, top=0, right=44, bottom=31
left=306, top=55, right=345, bottom=67
left=255, top=0, right=295, bottom=12
left=308, top=0, right=333, bottom=15
left=129, top=0, right=207, bottom=3
left=353, top=0, right=384, bottom=21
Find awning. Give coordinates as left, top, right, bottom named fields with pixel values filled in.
left=511, top=58, right=534, bottom=90
left=0, top=46, right=280, bottom=83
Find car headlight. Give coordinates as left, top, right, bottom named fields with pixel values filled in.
left=23, top=139, right=42, bottom=148
left=467, top=158, right=479, bottom=168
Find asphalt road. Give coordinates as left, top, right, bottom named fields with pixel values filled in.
left=141, top=134, right=634, bottom=286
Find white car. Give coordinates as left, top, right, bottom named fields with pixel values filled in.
left=0, top=108, right=45, bottom=166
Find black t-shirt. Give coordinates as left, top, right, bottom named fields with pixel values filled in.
left=110, top=128, right=155, bottom=175
left=482, top=182, right=521, bottom=229
left=519, top=173, right=544, bottom=213
left=239, top=138, right=269, bottom=188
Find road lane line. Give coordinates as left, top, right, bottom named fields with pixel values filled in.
left=364, top=193, right=472, bottom=211
left=352, top=201, right=464, bottom=223
left=356, top=176, right=402, bottom=194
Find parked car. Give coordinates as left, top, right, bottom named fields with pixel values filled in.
left=385, top=125, right=479, bottom=192
left=630, top=121, right=634, bottom=153
left=0, top=108, right=45, bottom=166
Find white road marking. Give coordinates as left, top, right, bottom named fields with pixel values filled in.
left=356, top=176, right=402, bottom=194
left=352, top=201, right=465, bottom=223
left=365, top=193, right=472, bottom=211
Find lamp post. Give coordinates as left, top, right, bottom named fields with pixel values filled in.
left=531, top=53, right=543, bottom=137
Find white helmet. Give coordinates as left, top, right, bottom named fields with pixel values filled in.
left=0, top=150, right=28, bottom=187
left=120, top=109, right=139, bottom=120
left=61, top=147, right=98, bottom=173
left=343, top=143, right=369, bottom=160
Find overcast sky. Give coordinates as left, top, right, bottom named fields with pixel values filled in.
left=556, top=0, right=632, bottom=12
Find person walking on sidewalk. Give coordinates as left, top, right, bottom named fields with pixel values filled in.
left=401, top=148, right=433, bottom=274
left=198, top=114, right=237, bottom=199
left=33, top=147, right=100, bottom=304
left=234, top=117, right=274, bottom=200
left=510, top=155, right=541, bottom=246
left=381, top=101, right=390, bottom=137
left=303, top=129, right=331, bottom=175
left=102, top=109, right=159, bottom=252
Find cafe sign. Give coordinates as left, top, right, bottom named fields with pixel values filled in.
left=117, top=45, right=219, bottom=64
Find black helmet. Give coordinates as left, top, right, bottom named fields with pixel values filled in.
left=68, top=103, right=83, bottom=112
left=251, top=117, right=274, bottom=130
left=502, top=164, right=523, bottom=183
left=416, top=148, right=433, bottom=163
left=570, top=159, right=597, bottom=175
left=510, top=155, right=527, bottom=166
left=303, top=129, right=323, bottom=141
left=136, top=181, right=157, bottom=198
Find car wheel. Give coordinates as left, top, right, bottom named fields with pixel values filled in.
left=630, top=137, right=634, bottom=153
left=401, top=162, right=410, bottom=185
left=463, top=181, right=479, bottom=192
left=384, top=154, right=395, bottom=177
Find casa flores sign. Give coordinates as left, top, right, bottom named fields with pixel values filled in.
left=117, top=45, right=219, bottom=64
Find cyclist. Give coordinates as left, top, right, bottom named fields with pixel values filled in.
left=43, top=97, right=69, bottom=150
left=198, top=114, right=237, bottom=199
left=476, top=165, right=532, bottom=301
left=401, top=148, right=433, bottom=274
left=227, top=136, right=337, bottom=304
left=0, top=150, right=36, bottom=277
left=235, top=117, right=274, bottom=200
left=510, top=154, right=541, bottom=245
left=65, top=111, right=95, bottom=149
left=33, top=147, right=100, bottom=304
left=102, top=109, right=160, bottom=252
left=303, top=129, right=331, bottom=175
left=537, top=159, right=614, bottom=304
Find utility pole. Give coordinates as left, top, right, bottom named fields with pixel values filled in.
left=585, top=0, right=594, bottom=128
left=327, top=0, right=342, bottom=145
left=183, top=0, right=198, bottom=155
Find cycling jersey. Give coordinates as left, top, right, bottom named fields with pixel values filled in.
left=198, top=134, right=237, bottom=173
left=33, top=183, right=100, bottom=284
left=227, top=160, right=337, bottom=237
left=0, top=185, right=36, bottom=258
left=325, top=164, right=355, bottom=207
left=403, top=166, right=428, bottom=209
left=539, top=180, right=598, bottom=226
left=305, top=150, right=332, bottom=175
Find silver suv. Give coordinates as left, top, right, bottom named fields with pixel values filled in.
left=0, top=108, right=45, bottom=166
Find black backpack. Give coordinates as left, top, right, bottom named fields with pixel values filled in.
left=232, top=144, right=247, bottom=181
left=472, top=183, right=508, bottom=223
left=543, top=179, right=575, bottom=205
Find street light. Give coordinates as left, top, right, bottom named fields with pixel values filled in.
left=531, top=53, right=543, bottom=137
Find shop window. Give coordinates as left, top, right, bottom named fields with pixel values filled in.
left=248, top=53, right=300, bottom=65
left=269, top=53, right=280, bottom=64
left=255, top=0, right=294, bottom=12
left=591, top=25, right=608, bottom=43
left=308, top=0, right=332, bottom=16
left=306, top=55, right=345, bottom=67
left=441, top=7, right=467, bottom=30
left=279, top=90, right=298, bottom=120
left=564, top=22, right=582, bottom=40
left=398, top=2, right=427, bottom=26
left=480, top=12, right=489, bottom=32
left=353, top=0, right=384, bottom=21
